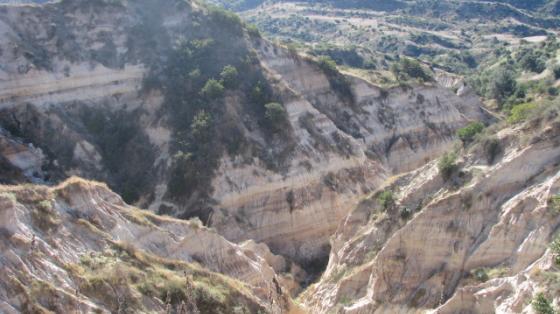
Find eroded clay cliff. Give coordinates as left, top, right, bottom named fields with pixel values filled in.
left=301, top=103, right=560, bottom=313
left=0, top=0, right=488, bottom=274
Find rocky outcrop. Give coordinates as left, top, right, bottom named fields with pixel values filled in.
left=0, top=177, right=297, bottom=313
left=0, top=127, right=44, bottom=182
left=302, top=107, right=560, bottom=313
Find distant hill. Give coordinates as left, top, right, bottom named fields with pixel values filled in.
left=210, top=0, right=560, bottom=13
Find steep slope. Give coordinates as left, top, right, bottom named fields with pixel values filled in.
left=301, top=101, right=560, bottom=313
left=0, top=177, right=299, bottom=313
left=0, top=0, right=488, bottom=274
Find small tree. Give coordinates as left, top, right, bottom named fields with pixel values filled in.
left=200, top=79, right=224, bottom=99
left=264, top=102, right=288, bottom=132
left=488, top=68, right=517, bottom=107
left=438, top=152, right=457, bottom=181
left=220, top=65, right=238, bottom=89
left=532, top=293, right=555, bottom=314
left=457, top=122, right=484, bottom=144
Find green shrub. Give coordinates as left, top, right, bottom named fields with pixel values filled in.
left=207, top=5, right=243, bottom=35
left=438, top=152, right=457, bottom=181
left=399, top=207, right=412, bottom=220
left=457, top=122, right=484, bottom=144
left=482, top=136, right=501, bottom=164
left=200, top=79, right=225, bottom=99
left=508, top=102, right=537, bottom=124
left=316, top=56, right=354, bottom=104
left=246, top=24, right=260, bottom=38
left=550, top=195, right=560, bottom=214
left=472, top=268, right=489, bottom=282
left=532, top=293, right=556, bottom=314
left=264, top=102, right=288, bottom=132
left=377, top=190, right=394, bottom=210
left=317, top=56, right=338, bottom=74
left=220, top=65, right=239, bottom=89
left=191, top=111, right=212, bottom=142
left=553, top=66, right=560, bottom=80
left=552, top=235, right=560, bottom=266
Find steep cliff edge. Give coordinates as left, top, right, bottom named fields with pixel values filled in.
left=0, top=177, right=301, bottom=313
left=301, top=101, right=560, bottom=313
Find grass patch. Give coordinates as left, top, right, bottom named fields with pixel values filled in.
left=65, top=241, right=262, bottom=313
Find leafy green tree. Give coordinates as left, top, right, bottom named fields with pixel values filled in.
left=457, top=122, right=484, bottom=144
left=220, top=65, right=239, bottom=89
left=200, top=79, right=225, bottom=99
left=532, top=293, right=555, bottom=314
left=488, top=68, right=517, bottom=106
